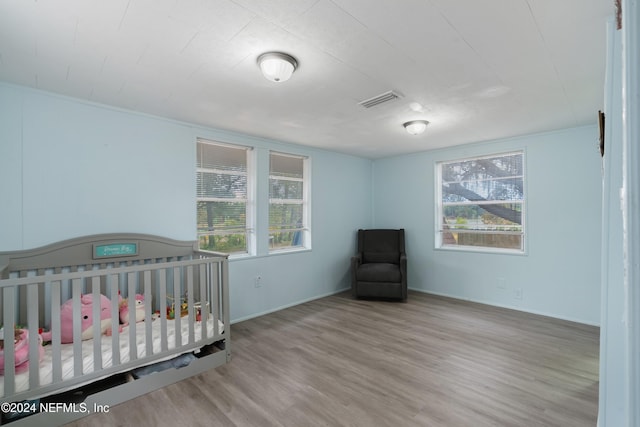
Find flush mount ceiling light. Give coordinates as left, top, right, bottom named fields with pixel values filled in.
left=257, top=52, right=298, bottom=83
left=403, top=120, right=429, bottom=135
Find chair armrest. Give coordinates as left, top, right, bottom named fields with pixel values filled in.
left=350, top=254, right=362, bottom=296
left=351, top=253, right=362, bottom=266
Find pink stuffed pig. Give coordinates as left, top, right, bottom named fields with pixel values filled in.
left=0, top=328, right=44, bottom=375
left=41, top=294, right=118, bottom=344
left=119, top=294, right=147, bottom=325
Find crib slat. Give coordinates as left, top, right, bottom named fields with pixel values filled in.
left=109, top=274, right=120, bottom=366
left=221, top=257, right=230, bottom=342
left=199, top=263, right=208, bottom=339
left=159, top=269, right=168, bottom=352
left=27, top=283, right=40, bottom=388
left=128, top=271, right=137, bottom=361
left=173, top=267, right=181, bottom=348
left=37, top=270, right=46, bottom=329
left=2, top=286, right=16, bottom=396
left=51, top=281, right=63, bottom=382
left=212, top=262, right=220, bottom=339
left=72, top=279, right=83, bottom=376
left=144, top=270, right=153, bottom=357
left=187, top=265, right=194, bottom=344
left=91, top=277, right=102, bottom=371
left=18, top=271, right=28, bottom=328
left=43, top=273, right=52, bottom=333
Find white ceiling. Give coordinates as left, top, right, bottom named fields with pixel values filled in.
left=0, top=0, right=613, bottom=159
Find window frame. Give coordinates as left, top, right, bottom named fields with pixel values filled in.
left=196, top=138, right=255, bottom=257
left=268, top=151, right=311, bottom=253
left=435, top=150, right=526, bottom=255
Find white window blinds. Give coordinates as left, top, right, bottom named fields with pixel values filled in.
left=269, top=152, right=309, bottom=251
left=197, top=139, right=252, bottom=254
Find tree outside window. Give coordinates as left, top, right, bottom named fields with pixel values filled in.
left=269, top=152, right=309, bottom=251
left=197, top=140, right=252, bottom=254
left=436, top=151, right=525, bottom=253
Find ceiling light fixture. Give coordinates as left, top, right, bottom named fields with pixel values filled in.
left=403, top=120, right=429, bottom=135
left=257, top=52, right=298, bottom=83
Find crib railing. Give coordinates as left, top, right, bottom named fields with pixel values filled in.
left=0, top=251, right=229, bottom=403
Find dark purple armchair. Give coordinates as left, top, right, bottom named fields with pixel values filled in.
left=351, top=229, right=407, bottom=300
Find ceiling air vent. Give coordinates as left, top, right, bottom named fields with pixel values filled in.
left=358, top=90, right=403, bottom=109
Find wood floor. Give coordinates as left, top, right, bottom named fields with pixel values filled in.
left=68, top=291, right=600, bottom=427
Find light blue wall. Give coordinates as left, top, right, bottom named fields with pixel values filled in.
left=1, top=86, right=197, bottom=247
left=372, top=126, right=602, bottom=325
left=0, top=83, right=373, bottom=322
left=0, top=84, right=23, bottom=248
left=0, top=81, right=604, bottom=327
left=598, top=19, right=626, bottom=427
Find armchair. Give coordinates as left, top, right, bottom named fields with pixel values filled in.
left=351, top=229, right=407, bottom=300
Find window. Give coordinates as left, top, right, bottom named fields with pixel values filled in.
left=269, top=152, right=310, bottom=251
left=196, top=139, right=253, bottom=254
left=436, top=151, right=525, bottom=253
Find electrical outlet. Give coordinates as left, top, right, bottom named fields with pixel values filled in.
left=497, top=277, right=506, bottom=290
left=514, top=288, right=523, bottom=300
left=254, top=275, right=262, bottom=288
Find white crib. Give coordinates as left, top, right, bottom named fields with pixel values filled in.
left=0, top=234, right=230, bottom=426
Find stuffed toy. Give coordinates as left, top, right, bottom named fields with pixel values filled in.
left=40, top=294, right=119, bottom=344
left=166, top=301, right=188, bottom=320
left=119, top=293, right=148, bottom=325
left=0, top=327, right=44, bottom=375
left=165, top=300, right=206, bottom=321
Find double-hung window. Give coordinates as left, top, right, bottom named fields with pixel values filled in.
left=196, top=139, right=254, bottom=255
left=269, top=152, right=310, bottom=251
left=436, top=151, right=525, bottom=253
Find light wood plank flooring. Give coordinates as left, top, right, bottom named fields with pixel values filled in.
left=68, top=291, right=599, bottom=427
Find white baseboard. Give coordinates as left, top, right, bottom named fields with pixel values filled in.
left=230, top=287, right=350, bottom=324
left=408, top=287, right=600, bottom=327
left=231, top=286, right=600, bottom=327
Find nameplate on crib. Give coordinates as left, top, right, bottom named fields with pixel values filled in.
left=93, top=242, right=139, bottom=259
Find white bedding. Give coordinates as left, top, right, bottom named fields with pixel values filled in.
left=1, top=315, right=224, bottom=399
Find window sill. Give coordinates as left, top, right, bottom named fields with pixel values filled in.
left=228, top=247, right=312, bottom=262
left=268, top=247, right=311, bottom=256
left=435, top=245, right=526, bottom=256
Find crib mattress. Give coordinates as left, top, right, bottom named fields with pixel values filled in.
left=1, top=316, right=224, bottom=399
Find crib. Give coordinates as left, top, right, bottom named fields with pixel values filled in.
left=0, top=233, right=230, bottom=426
